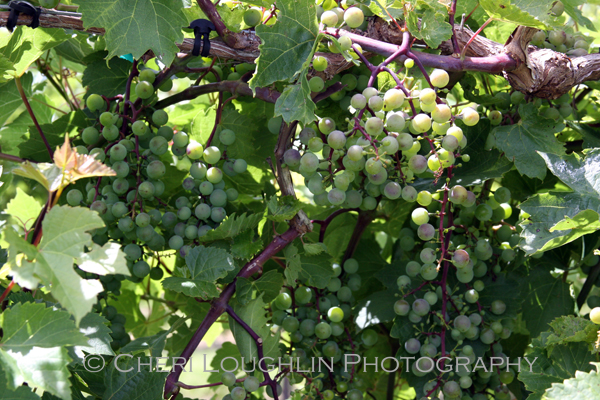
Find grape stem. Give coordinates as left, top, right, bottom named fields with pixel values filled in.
left=15, top=77, right=53, bottom=158
left=0, top=152, right=32, bottom=163
left=448, top=0, right=460, bottom=54
left=312, top=208, right=358, bottom=243
left=341, top=210, right=375, bottom=263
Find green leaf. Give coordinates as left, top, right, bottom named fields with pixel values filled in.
left=249, top=0, right=318, bottom=90
left=544, top=316, right=598, bottom=353
left=0, top=302, right=88, bottom=351
left=6, top=188, right=42, bottom=232
left=406, top=10, right=452, bottom=48
left=298, top=255, right=335, bottom=289
left=303, top=242, right=328, bottom=256
left=78, top=0, right=187, bottom=66
left=521, top=263, right=574, bottom=338
left=478, top=273, right=522, bottom=320
left=561, top=0, right=596, bottom=31
left=479, top=0, right=555, bottom=28
left=230, top=230, right=264, bottom=260
left=267, top=196, right=302, bottom=222
left=236, top=270, right=284, bottom=306
left=162, top=246, right=235, bottom=300
left=492, top=103, right=565, bottom=180
left=53, top=33, right=95, bottom=65
left=70, top=313, right=115, bottom=361
left=368, top=0, right=404, bottom=22
left=198, top=212, right=264, bottom=242
left=544, top=363, right=600, bottom=400
left=355, top=286, right=399, bottom=329
left=120, top=318, right=186, bottom=358
left=0, top=347, right=72, bottom=399
left=0, top=73, right=32, bottom=127
left=0, top=26, right=68, bottom=81
left=0, top=385, right=41, bottom=400
left=519, top=149, right=600, bottom=255
left=274, top=70, right=316, bottom=124
left=81, top=53, right=132, bottom=98
left=102, top=356, right=168, bottom=400
left=76, top=242, right=130, bottom=277
left=7, top=206, right=115, bottom=325
left=519, top=338, right=597, bottom=400
left=283, top=243, right=302, bottom=286
left=229, top=295, right=279, bottom=362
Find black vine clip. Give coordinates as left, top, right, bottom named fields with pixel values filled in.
left=6, top=1, right=42, bottom=32
left=188, top=19, right=216, bottom=57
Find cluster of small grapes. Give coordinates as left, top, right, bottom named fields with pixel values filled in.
left=65, top=66, right=248, bottom=346
left=392, top=185, right=526, bottom=400
left=252, top=258, right=374, bottom=400
left=530, top=23, right=592, bottom=58
left=318, top=1, right=367, bottom=31
left=282, top=54, right=481, bottom=210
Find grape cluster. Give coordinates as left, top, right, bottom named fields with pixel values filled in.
left=261, top=258, right=374, bottom=399
left=392, top=184, right=526, bottom=399
left=66, top=65, right=248, bottom=347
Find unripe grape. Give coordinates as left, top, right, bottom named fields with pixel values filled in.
left=351, top=93, right=367, bottom=109
left=404, top=338, right=421, bottom=354
left=430, top=69, right=450, bottom=88
left=417, top=223, right=435, bottom=241
left=394, top=299, right=410, bottom=315
left=411, top=208, right=429, bottom=225
left=449, top=185, right=468, bottom=204
left=386, top=112, right=405, bottom=132
left=460, top=107, right=480, bottom=126
left=590, top=307, right=600, bottom=324
left=491, top=300, right=506, bottom=315
left=86, top=93, right=105, bottom=112
left=365, top=117, right=384, bottom=136
left=431, top=104, right=451, bottom=123
left=82, top=127, right=100, bottom=145
left=319, top=117, right=336, bottom=134
left=368, top=95, right=383, bottom=111
left=419, top=88, right=436, bottom=105
left=135, top=81, right=154, bottom=99
left=411, top=114, right=432, bottom=133
left=328, top=130, right=346, bottom=149
left=313, top=56, right=328, bottom=72
left=344, top=7, right=364, bottom=28
left=383, top=89, right=405, bottom=111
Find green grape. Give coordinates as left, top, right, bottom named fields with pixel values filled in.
left=86, top=94, right=105, bottom=112
left=313, top=56, right=328, bottom=72
left=82, top=127, right=100, bottom=145
left=274, top=292, right=292, bottom=310
left=411, top=208, right=430, bottom=225
left=411, top=113, right=431, bottom=133
left=243, top=7, right=262, bottom=26
left=230, top=387, right=246, bottom=400
left=430, top=69, right=450, bottom=88
left=67, top=189, right=83, bottom=206
left=233, top=159, right=247, bottom=173
left=135, top=81, right=154, bottom=99
left=132, top=260, right=150, bottom=278
left=315, top=322, right=332, bottom=339
left=327, top=306, right=344, bottom=322
left=344, top=7, right=364, bottom=28
left=321, top=10, right=338, bottom=26
left=343, top=258, right=359, bottom=274
left=309, top=76, right=325, bottom=92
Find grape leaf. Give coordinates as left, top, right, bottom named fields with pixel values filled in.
left=0, top=347, right=72, bottom=399
left=81, top=53, right=132, bottom=99
left=267, top=196, right=302, bottom=222
left=0, top=385, right=41, bottom=400
left=561, top=0, right=596, bottom=31
left=198, top=212, right=264, bottom=242
left=236, top=270, right=284, bottom=305
left=70, top=313, right=115, bottom=362
left=0, top=26, right=68, bottom=82
left=230, top=230, right=264, bottom=260
left=369, top=0, right=404, bottom=22
left=519, top=336, right=597, bottom=400
left=298, top=255, right=335, bottom=289
left=544, top=316, right=598, bottom=353
left=53, top=33, right=95, bottom=65
left=102, top=356, right=168, bottom=400
left=0, top=303, right=88, bottom=398
left=120, top=318, right=186, bottom=358
left=0, top=302, right=88, bottom=351
left=75, top=242, right=129, bottom=277
left=519, top=149, right=600, bottom=255
left=77, top=0, right=187, bottom=66
left=4, top=206, right=122, bottom=325
left=6, top=188, right=42, bottom=232
left=479, top=0, right=555, bottom=28
left=406, top=9, right=453, bottom=49
left=274, top=70, right=316, bottom=124
left=492, top=103, right=565, bottom=180
left=0, top=73, right=32, bottom=127
left=544, top=363, right=600, bottom=400
left=283, top=243, right=302, bottom=286
left=303, top=242, right=328, bottom=256
left=228, top=295, right=280, bottom=362
left=249, top=0, right=318, bottom=90
left=355, top=285, right=399, bottom=329
left=520, top=262, right=574, bottom=338
left=162, top=246, right=235, bottom=300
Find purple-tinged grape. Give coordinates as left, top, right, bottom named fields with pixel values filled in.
left=408, top=155, right=427, bottom=174
left=383, top=182, right=401, bottom=199
left=386, top=112, right=405, bottom=131
left=405, top=338, right=421, bottom=354
left=394, top=299, right=410, bottom=315
left=491, top=300, right=506, bottom=315
left=328, top=130, right=346, bottom=149
left=211, top=207, right=226, bottom=222
left=284, top=149, right=301, bottom=168
left=412, top=298, right=430, bottom=316
left=351, top=94, right=367, bottom=110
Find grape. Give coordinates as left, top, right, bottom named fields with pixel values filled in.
left=386, top=112, right=405, bottom=132
left=282, top=316, right=299, bottom=332
left=420, top=263, right=438, bottom=280
left=327, top=306, right=344, bottom=322
left=135, top=213, right=151, bottom=227
left=343, top=258, right=359, bottom=274
left=328, top=130, right=346, bottom=149
left=99, top=112, right=115, bottom=127
left=311, top=57, right=329, bottom=76
left=315, top=322, right=332, bottom=339
left=590, top=307, right=600, bottom=324
left=233, top=159, right=247, bottom=174
left=365, top=117, right=384, bottom=136
left=67, top=189, right=83, bottom=206
left=87, top=94, right=105, bottom=112
left=210, top=189, right=227, bottom=207
left=243, top=7, right=262, bottom=26
left=201, top=146, right=220, bottom=164
left=381, top=181, right=400, bottom=200
left=491, top=300, right=506, bottom=315
left=480, top=328, right=496, bottom=344
left=420, top=248, right=436, bottom=264
left=321, top=10, right=338, bottom=26
left=430, top=69, right=450, bottom=88
left=460, top=107, right=480, bottom=126
left=328, top=188, right=346, bottom=205
left=432, top=104, right=451, bottom=123
left=206, top=167, right=223, bottom=184
left=135, top=81, right=154, bottom=99
left=452, top=249, right=470, bottom=268
left=397, top=275, right=411, bottom=289
left=443, top=381, right=461, bottom=398
left=454, top=315, right=472, bottom=333
left=405, top=338, right=421, bottom=354
left=351, top=94, right=367, bottom=110
left=368, top=96, right=383, bottom=111
left=118, top=217, right=135, bottom=232
left=494, top=187, right=511, bottom=203
left=199, top=181, right=214, bottom=196
left=274, top=293, right=292, bottom=310
left=365, top=158, right=382, bottom=175
left=381, top=135, right=399, bottom=154
left=407, top=154, right=427, bottom=174
left=344, top=7, right=364, bottom=28
left=411, top=114, right=431, bottom=133
left=475, top=204, right=493, bottom=221
left=230, top=387, right=246, bottom=400
left=412, top=299, right=430, bottom=316
left=211, top=207, right=226, bottom=222
left=149, top=136, right=168, bottom=155
left=396, top=133, right=413, bottom=150
left=406, top=261, right=420, bottom=277
left=382, top=89, right=405, bottom=111
left=222, top=372, right=236, bottom=387
left=394, top=300, right=410, bottom=315
left=411, top=208, right=430, bottom=225
left=133, top=260, right=151, bottom=278
left=419, top=88, right=436, bottom=104
left=295, top=287, right=312, bottom=304
left=82, top=127, right=100, bottom=145
left=138, top=181, right=155, bottom=198
left=146, top=160, right=165, bottom=179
